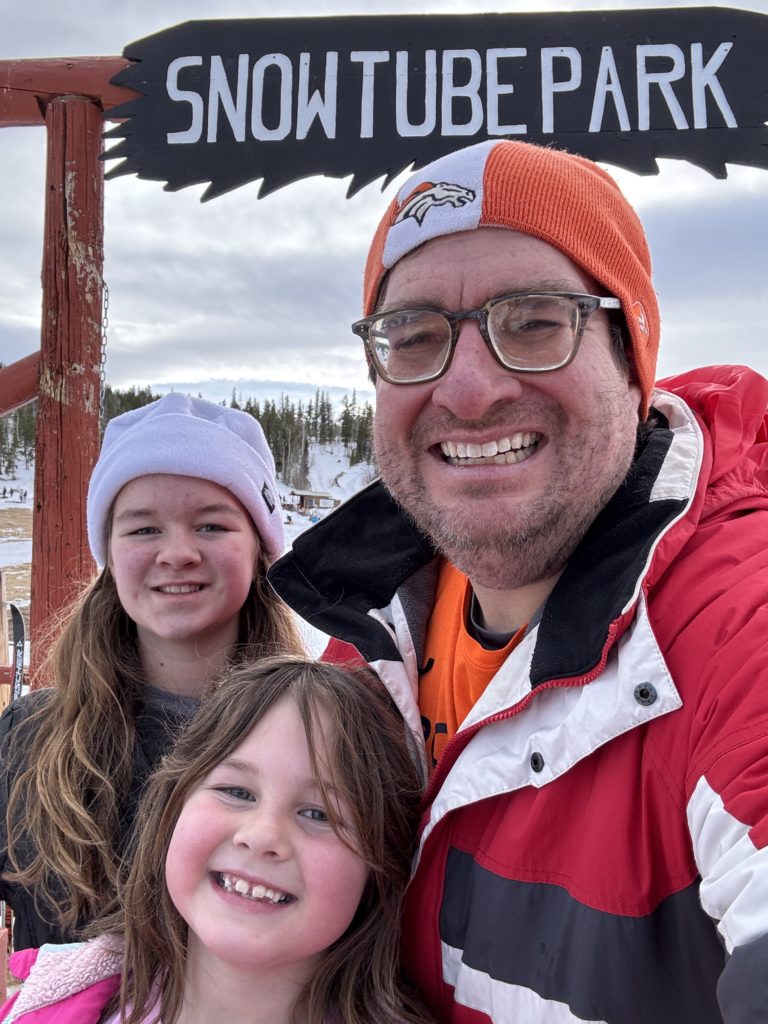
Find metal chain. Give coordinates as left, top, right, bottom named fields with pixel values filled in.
left=99, top=279, right=109, bottom=430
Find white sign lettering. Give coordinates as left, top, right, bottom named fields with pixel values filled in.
left=164, top=41, right=739, bottom=146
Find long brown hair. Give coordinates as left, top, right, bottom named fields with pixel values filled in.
left=108, top=657, right=430, bottom=1024
left=3, top=548, right=304, bottom=936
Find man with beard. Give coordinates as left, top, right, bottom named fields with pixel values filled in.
left=268, top=139, right=768, bottom=1024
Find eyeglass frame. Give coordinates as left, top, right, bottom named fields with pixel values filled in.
left=351, top=291, right=623, bottom=385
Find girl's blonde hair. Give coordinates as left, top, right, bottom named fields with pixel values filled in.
left=4, top=549, right=304, bottom=936
left=109, top=657, right=430, bottom=1024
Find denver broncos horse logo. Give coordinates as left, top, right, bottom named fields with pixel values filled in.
left=394, top=181, right=477, bottom=226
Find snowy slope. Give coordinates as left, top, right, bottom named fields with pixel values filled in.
left=305, top=441, right=376, bottom=499
left=278, top=443, right=377, bottom=654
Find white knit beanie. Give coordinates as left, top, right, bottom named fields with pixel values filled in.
left=87, top=393, right=284, bottom=567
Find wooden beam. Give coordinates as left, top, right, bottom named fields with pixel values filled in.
left=0, top=57, right=135, bottom=127
left=0, top=352, right=40, bottom=416
left=30, top=95, right=103, bottom=680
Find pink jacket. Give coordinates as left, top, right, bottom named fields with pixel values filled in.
left=0, top=936, right=122, bottom=1024
left=1, top=937, right=346, bottom=1023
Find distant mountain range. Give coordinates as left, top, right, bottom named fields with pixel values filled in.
left=152, top=378, right=375, bottom=410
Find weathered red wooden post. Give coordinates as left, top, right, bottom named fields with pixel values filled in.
left=29, top=95, right=104, bottom=680
left=0, top=58, right=132, bottom=684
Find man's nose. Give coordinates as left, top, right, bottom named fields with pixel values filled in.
left=430, top=319, right=523, bottom=419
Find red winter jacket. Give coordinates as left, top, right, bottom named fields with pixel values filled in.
left=269, top=366, right=768, bottom=1024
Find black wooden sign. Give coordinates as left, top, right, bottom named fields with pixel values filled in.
left=104, top=7, right=768, bottom=201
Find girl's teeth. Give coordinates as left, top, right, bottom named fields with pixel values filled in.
left=220, top=873, right=289, bottom=904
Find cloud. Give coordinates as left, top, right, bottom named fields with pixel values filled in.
left=628, top=167, right=768, bottom=379
left=2, top=0, right=767, bottom=400
left=101, top=171, right=379, bottom=392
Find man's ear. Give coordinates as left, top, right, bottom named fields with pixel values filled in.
left=631, top=381, right=643, bottom=422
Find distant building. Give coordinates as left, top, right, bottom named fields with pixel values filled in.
left=286, top=489, right=340, bottom=513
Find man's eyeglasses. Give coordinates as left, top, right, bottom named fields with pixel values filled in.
left=351, top=292, right=622, bottom=385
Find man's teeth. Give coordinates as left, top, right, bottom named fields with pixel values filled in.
left=441, top=432, right=541, bottom=465
left=219, top=872, right=291, bottom=904
left=156, top=584, right=202, bottom=594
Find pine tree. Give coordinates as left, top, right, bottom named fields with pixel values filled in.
left=339, top=391, right=358, bottom=452
left=351, top=402, right=375, bottom=467
left=317, top=390, right=331, bottom=445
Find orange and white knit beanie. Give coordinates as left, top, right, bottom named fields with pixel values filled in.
left=363, top=139, right=659, bottom=419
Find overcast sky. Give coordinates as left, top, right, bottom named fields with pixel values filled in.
left=2, top=0, right=767, bottom=409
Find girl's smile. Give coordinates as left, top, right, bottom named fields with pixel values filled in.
left=216, top=870, right=293, bottom=905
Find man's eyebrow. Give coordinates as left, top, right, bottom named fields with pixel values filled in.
left=378, top=280, right=599, bottom=314
left=377, top=297, right=438, bottom=314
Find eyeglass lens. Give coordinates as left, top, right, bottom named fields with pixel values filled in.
left=370, top=295, right=582, bottom=381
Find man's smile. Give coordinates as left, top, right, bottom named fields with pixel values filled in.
left=439, top=431, right=542, bottom=466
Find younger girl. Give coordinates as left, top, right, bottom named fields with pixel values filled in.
left=0, top=394, right=304, bottom=949
left=1, top=658, right=431, bottom=1024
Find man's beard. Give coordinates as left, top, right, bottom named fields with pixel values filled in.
left=375, top=400, right=637, bottom=592
left=393, top=478, right=622, bottom=590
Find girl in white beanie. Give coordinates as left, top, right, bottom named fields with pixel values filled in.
left=0, top=394, right=304, bottom=951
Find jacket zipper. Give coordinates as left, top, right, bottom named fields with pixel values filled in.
left=421, top=615, right=625, bottom=806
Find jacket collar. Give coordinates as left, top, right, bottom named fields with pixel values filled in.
left=269, top=397, right=701, bottom=683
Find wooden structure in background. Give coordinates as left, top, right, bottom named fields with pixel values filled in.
left=0, top=58, right=134, bottom=682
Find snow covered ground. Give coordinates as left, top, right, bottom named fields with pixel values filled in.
left=281, top=441, right=374, bottom=543
left=0, top=462, right=34, bottom=615
left=0, top=461, right=34, bottom=512
left=0, top=444, right=375, bottom=659
left=279, top=442, right=375, bottom=653
left=0, top=538, right=30, bottom=566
